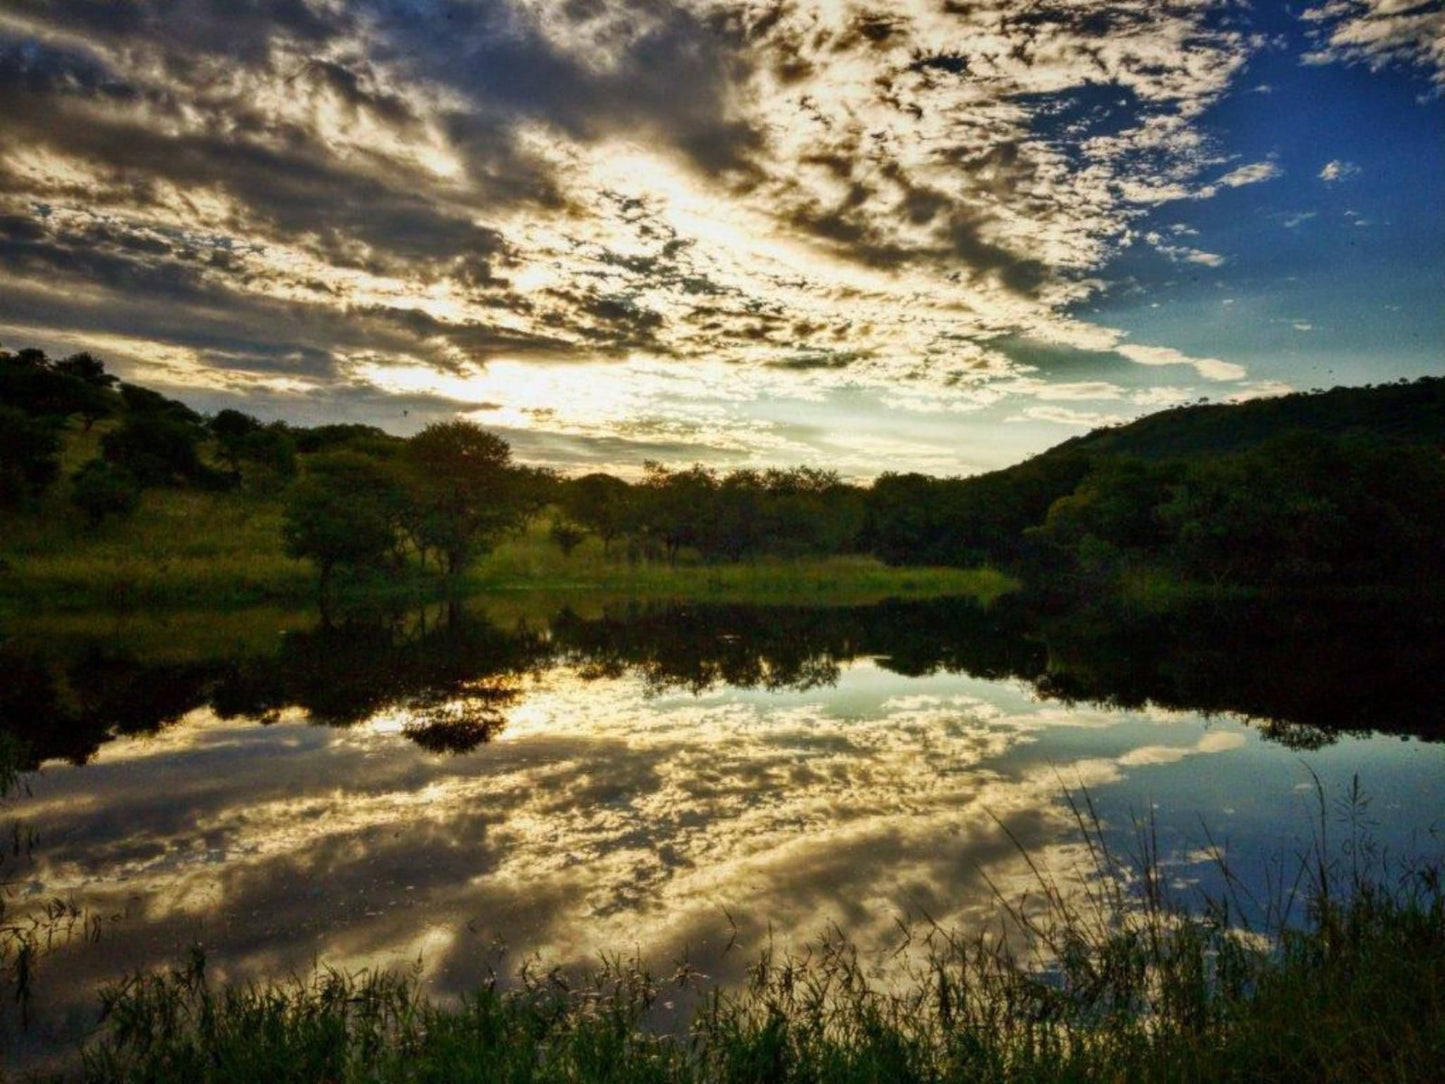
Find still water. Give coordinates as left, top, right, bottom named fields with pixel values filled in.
left=2, top=596, right=1442, bottom=1061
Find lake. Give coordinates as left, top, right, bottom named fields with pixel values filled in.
left=2, top=594, right=1442, bottom=1065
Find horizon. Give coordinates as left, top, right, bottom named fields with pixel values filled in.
left=1, top=2, right=1441, bottom=478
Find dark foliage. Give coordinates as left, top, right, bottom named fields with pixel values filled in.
left=622, top=463, right=866, bottom=563
left=864, top=379, right=1445, bottom=590
left=0, top=404, right=61, bottom=506
left=5, top=340, right=1442, bottom=597
left=291, top=423, right=401, bottom=455
left=0, top=347, right=119, bottom=424
left=402, top=421, right=550, bottom=575
left=560, top=472, right=633, bottom=552
left=70, top=458, right=141, bottom=527
left=209, top=411, right=298, bottom=486
left=5, top=594, right=1440, bottom=771
left=100, top=414, right=208, bottom=486
left=281, top=452, right=406, bottom=602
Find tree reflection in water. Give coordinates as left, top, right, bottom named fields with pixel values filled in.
left=1, top=593, right=1441, bottom=767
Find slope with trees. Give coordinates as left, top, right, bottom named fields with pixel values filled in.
left=4, top=339, right=1442, bottom=610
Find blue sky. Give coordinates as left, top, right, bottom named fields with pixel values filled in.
left=0, top=1, right=1440, bottom=476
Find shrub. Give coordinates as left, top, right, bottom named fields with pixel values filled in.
left=71, top=458, right=141, bottom=527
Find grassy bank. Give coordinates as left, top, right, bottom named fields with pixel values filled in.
left=0, top=487, right=1012, bottom=616
left=58, top=819, right=1444, bottom=1083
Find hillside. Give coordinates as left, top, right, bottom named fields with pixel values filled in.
left=865, top=376, right=1445, bottom=582
left=1048, top=377, right=1445, bottom=463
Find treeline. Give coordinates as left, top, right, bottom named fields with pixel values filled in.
left=557, top=464, right=864, bottom=562
left=6, top=342, right=1444, bottom=595
left=284, top=450, right=873, bottom=599
left=1, top=344, right=297, bottom=522
left=865, top=425, right=1445, bottom=590
left=0, top=345, right=870, bottom=598
left=7, top=591, right=1445, bottom=771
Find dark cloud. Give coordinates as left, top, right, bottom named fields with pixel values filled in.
left=0, top=208, right=575, bottom=381
left=362, top=0, right=765, bottom=178
left=0, top=0, right=1281, bottom=463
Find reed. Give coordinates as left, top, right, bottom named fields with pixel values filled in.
left=64, top=783, right=1444, bottom=1083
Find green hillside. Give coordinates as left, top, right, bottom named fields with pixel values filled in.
left=865, top=377, right=1445, bottom=587
left=1051, top=377, right=1445, bottom=463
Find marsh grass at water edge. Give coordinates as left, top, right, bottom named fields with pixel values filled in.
left=41, top=784, right=1445, bottom=1084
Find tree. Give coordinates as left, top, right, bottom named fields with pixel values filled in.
left=70, top=458, right=140, bottom=527
left=53, top=352, right=120, bottom=430
left=102, top=414, right=204, bottom=485
left=403, top=421, right=535, bottom=576
left=209, top=409, right=262, bottom=473
left=634, top=463, right=715, bottom=564
left=118, top=382, right=202, bottom=424
left=0, top=405, right=61, bottom=505
left=282, top=452, right=403, bottom=605
left=549, top=519, right=587, bottom=557
left=209, top=411, right=296, bottom=487
left=0, top=348, right=110, bottom=423
left=52, top=351, right=117, bottom=389
left=237, top=425, right=298, bottom=485
left=705, top=469, right=765, bottom=561
left=562, top=473, right=633, bottom=554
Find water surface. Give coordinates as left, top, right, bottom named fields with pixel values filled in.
left=2, top=596, right=1441, bottom=1062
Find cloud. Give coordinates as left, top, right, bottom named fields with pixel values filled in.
left=1319, top=158, right=1361, bottom=181
left=1301, top=1, right=1445, bottom=88
left=1117, top=729, right=1246, bottom=766
left=0, top=1, right=1268, bottom=468
left=1225, top=380, right=1294, bottom=402
left=1116, top=343, right=1247, bottom=382
left=1006, top=405, right=1121, bottom=428
left=1154, top=243, right=1227, bottom=267
left=14, top=654, right=1256, bottom=1033
left=1216, top=161, right=1284, bottom=188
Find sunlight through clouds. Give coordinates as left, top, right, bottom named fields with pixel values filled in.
left=0, top=1, right=1439, bottom=472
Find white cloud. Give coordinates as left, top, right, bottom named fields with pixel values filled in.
left=1156, top=244, right=1227, bottom=267
left=0, top=0, right=1273, bottom=471
left=1215, top=161, right=1284, bottom=188
left=1005, top=406, right=1120, bottom=428
left=1225, top=380, right=1294, bottom=402
left=1319, top=159, right=1361, bottom=181
left=1117, top=343, right=1247, bottom=382
left=1188, top=160, right=1282, bottom=200
left=1130, top=386, right=1195, bottom=408
left=1302, top=1, right=1445, bottom=88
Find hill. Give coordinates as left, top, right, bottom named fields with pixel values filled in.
left=866, top=377, right=1445, bottom=587
left=1049, top=377, right=1445, bottom=463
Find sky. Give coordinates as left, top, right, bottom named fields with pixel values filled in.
left=0, top=1, right=1441, bottom=478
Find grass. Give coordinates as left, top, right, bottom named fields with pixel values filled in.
left=40, top=788, right=1445, bottom=1083
left=1, top=484, right=1013, bottom=616
left=470, top=522, right=1015, bottom=606
left=1, top=488, right=312, bottom=612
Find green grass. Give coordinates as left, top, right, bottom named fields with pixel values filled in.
left=1, top=487, right=312, bottom=612
left=55, top=798, right=1445, bottom=1083
left=2, top=484, right=1014, bottom=615
left=470, top=521, right=1015, bottom=606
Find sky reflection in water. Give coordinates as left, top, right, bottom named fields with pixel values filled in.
left=4, top=602, right=1444, bottom=1058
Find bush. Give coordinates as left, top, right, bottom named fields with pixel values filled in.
left=71, top=458, right=141, bottom=527
left=0, top=404, right=61, bottom=505
left=101, top=415, right=204, bottom=485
